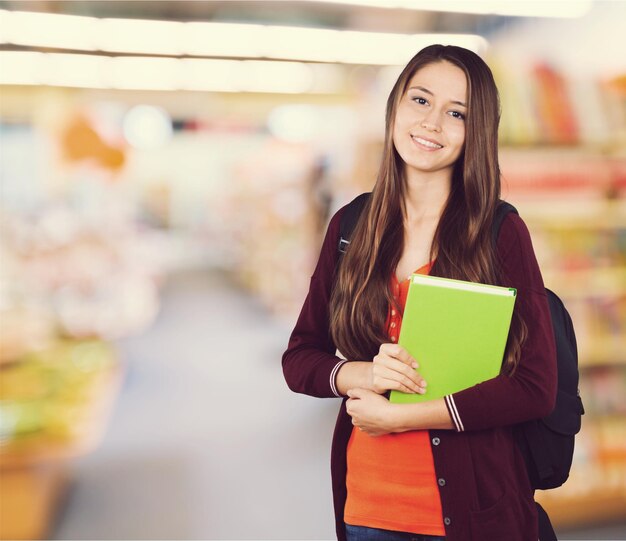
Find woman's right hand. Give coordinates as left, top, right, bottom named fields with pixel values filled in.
left=370, top=343, right=427, bottom=395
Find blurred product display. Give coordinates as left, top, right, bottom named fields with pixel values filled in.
left=0, top=180, right=162, bottom=538
left=517, top=197, right=626, bottom=529
left=492, top=66, right=626, bottom=524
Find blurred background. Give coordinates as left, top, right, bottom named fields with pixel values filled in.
left=0, top=1, right=625, bottom=540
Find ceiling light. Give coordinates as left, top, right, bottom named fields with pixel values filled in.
left=304, top=0, right=593, bottom=18
left=0, top=51, right=334, bottom=94
left=0, top=9, right=97, bottom=49
left=104, top=57, right=183, bottom=91
left=0, top=51, right=45, bottom=85
left=185, top=22, right=266, bottom=58
left=0, top=9, right=487, bottom=64
left=241, top=60, right=314, bottom=94
left=96, top=18, right=186, bottom=55
left=180, top=58, right=242, bottom=92
left=44, top=53, right=109, bottom=89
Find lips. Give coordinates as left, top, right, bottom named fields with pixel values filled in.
left=411, top=135, right=443, bottom=150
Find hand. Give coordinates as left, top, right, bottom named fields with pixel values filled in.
left=370, top=343, right=427, bottom=395
left=346, top=388, right=399, bottom=437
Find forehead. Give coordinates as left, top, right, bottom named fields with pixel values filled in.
left=406, top=61, right=467, bottom=101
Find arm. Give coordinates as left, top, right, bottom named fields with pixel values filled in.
left=335, top=362, right=372, bottom=396
left=346, top=214, right=556, bottom=436
left=282, top=205, right=427, bottom=399
left=443, top=213, right=557, bottom=432
left=346, top=389, right=455, bottom=436
left=281, top=208, right=348, bottom=398
left=336, top=344, right=426, bottom=396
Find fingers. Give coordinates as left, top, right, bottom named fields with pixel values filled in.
left=380, top=375, right=425, bottom=395
left=373, top=349, right=427, bottom=394
left=379, top=343, right=418, bottom=368
left=347, top=388, right=377, bottom=400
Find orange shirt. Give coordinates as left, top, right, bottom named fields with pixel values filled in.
left=344, top=262, right=445, bottom=535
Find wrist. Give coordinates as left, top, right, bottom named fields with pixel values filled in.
left=336, top=361, right=373, bottom=396
left=389, top=403, right=411, bottom=433
left=390, top=399, right=456, bottom=432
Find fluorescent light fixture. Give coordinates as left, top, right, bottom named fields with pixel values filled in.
left=185, top=22, right=266, bottom=58
left=181, top=58, right=314, bottom=93
left=0, top=51, right=332, bottom=94
left=0, top=9, right=98, bottom=49
left=187, top=23, right=487, bottom=64
left=308, top=63, right=346, bottom=93
left=97, top=18, right=186, bottom=55
left=304, top=0, right=593, bottom=18
left=45, top=53, right=110, bottom=89
left=0, top=9, right=487, bottom=64
left=181, top=58, right=242, bottom=92
left=104, top=57, right=183, bottom=91
left=241, top=60, right=314, bottom=94
left=0, top=9, right=10, bottom=42
left=0, top=51, right=45, bottom=85
left=260, top=26, right=342, bottom=62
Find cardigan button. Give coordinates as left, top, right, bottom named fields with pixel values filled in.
left=438, top=478, right=446, bottom=487
left=432, top=437, right=440, bottom=446
left=444, top=517, right=451, bottom=526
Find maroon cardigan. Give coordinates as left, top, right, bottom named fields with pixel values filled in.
left=282, top=197, right=557, bottom=541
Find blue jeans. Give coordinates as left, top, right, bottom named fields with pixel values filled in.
left=345, top=523, right=445, bottom=541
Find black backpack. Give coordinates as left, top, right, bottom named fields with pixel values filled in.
left=336, top=193, right=584, bottom=494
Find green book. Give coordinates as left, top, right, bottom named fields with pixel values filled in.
left=389, top=274, right=516, bottom=404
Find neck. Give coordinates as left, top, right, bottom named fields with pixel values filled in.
left=403, top=168, right=452, bottom=224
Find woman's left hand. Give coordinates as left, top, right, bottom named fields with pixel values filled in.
left=346, top=388, right=398, bottom=437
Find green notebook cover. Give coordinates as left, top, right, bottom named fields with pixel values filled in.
left=389, top=274, right=516, bottom=404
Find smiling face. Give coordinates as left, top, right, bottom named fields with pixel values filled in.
left=392, top=61, right=468, bottom=181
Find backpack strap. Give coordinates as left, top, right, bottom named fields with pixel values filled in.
left=339, top=195, right=517, bottom=254
left=536, top=502, right=557, bottom=541
left=492, top=200, right=519, bottom=244
left=338, top=192, right=371, bottom=254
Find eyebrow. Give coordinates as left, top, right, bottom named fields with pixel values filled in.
left=409, top=85, right=467, bottom=108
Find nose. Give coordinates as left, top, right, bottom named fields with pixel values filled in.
left=421, top=110, right=442, bottom=132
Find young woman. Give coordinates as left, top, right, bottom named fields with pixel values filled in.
left=282, top=45, right=557, bottom=541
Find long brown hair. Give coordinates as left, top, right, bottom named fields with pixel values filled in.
left=329, top=44, right=526, bottom=375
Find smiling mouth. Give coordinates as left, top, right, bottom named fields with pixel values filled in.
left=411, top=135, right=443, bottom=149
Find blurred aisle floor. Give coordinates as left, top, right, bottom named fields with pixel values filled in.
left=51, top=268, right=338, bottom=540
left=50, top=269, right=626, bottom=540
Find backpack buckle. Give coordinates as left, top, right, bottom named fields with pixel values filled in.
left=338, top=237, right=350, bottom=254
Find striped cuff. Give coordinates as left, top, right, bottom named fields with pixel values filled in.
left=444, top=394, right=465, bottom=432
left=330, top=360, right=349, bottom=397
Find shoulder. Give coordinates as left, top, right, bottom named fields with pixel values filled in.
left=310, top=198, right=354, bottom=280
left=324, top=203, right=345, bottom=243
left=496, top=211, right=535, bottom=260
left=495, top=210, right=546, bottom=292
left=327, top=192, right=371, bottom=236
